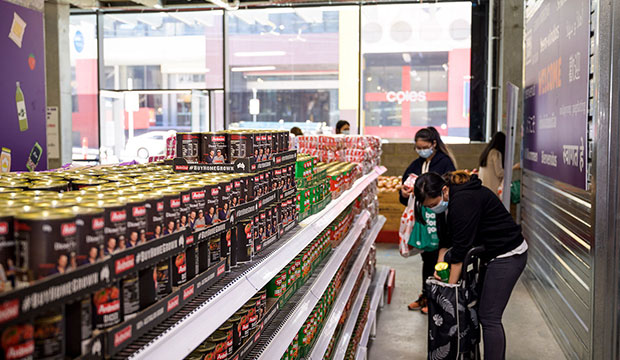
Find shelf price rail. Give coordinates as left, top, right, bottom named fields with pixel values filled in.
left=128, top=166, right=385, bottom=360
left=307, top=216, right=386, bottom=360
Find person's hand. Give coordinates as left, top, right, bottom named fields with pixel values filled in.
left=434, top=270, right=442, bottom=280
left=401, top=185, right=412, bottom=197
left=513, top=162, right=521, bottom=170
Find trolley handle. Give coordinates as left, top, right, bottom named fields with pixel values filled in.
left=461, top=246, right=485, bottom=282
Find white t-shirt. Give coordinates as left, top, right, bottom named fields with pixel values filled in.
left=496, top=239, right=528, bottom=259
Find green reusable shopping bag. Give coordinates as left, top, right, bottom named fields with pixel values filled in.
left=510, top=180, right=521, bottom=204
left=408, top=206, right=439, bottom=252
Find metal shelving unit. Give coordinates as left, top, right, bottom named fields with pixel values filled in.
left=254, top=211, right=371, bottom=359
left=308, top=216, right=386, bottom=360
left=128, top=166, right=385, bottom=360
left=332, top=276, right=372, bottom=360
left=355, top=265, right=390, bottom=360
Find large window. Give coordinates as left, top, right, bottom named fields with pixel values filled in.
left=90, top=11, right=224, bottom=163
left=70, top=15, right=99, bottom=160
left=361, top=3, right=471, bottom=142
left=226, top=7, right=359, bottom=134
left=69, top=2, right=474, bottom=162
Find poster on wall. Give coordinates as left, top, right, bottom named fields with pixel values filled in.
left=0, top=0, right=46, bottom=171
left=523, top=0, right=589, bottom=189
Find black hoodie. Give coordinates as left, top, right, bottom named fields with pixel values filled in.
left=441, top=175, right=524, bottom=263
left=399, top=151, right=456, bottom=205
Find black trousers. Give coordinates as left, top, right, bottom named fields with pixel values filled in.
left=420, top=249, right=439, bottom=297
left=478, top=251, right=528, bottom=360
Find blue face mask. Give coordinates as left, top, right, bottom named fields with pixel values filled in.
left=430, top=200, right=449, bottom=214
left=416, top=148, right=434, bottom=159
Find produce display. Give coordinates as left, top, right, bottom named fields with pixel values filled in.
left=377, top=176, right=402, bottom=193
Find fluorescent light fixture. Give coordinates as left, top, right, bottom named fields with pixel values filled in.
left=231, top=66, right=276, bottom=72
left=234, top=51, right=286, bottom=57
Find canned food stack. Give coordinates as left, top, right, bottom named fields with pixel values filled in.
left=0, top=154, right=300, bottom=360
left=176, top=130, right=290, bottom=164
left=297, top=135, right=381, bottom=175
left=295, top=154, right=361, bottom=220
left=185, top=288, right=267, bottom=360
left=288, top=254, right=369, bottom=360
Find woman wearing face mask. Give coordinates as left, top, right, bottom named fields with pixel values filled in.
left=335, top=120, right=350, bottom=135
left=414, top=171, right=528, bottom=360
left=400, top=127, right=456, bottom=314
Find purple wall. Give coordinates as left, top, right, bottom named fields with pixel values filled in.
left=0, top=0, right=46, bottom=171
left=523, top=1, right=589, bottom=189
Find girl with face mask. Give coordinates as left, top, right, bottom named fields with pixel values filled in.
left=400, top=127, right=456, bottom=314
left=414, top=171, right=527, bottom=360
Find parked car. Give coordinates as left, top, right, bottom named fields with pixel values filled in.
left=123, top=130, right=176, bottom=161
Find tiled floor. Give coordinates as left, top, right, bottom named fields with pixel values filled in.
left=367, top=243, right=566, bottom=360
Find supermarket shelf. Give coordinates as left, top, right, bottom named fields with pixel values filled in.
left=244, top=166, right=385, bottom=291
left=129, top=167, right=384, bottom=360
left=308, top=216, right=386, bottom=360
left=255, top=211, right=371, bottom=360
left=355, top=266, right=390, bottom=360
left=332, top=276, right=372, bottom=360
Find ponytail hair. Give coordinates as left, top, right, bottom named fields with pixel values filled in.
left=413, top=171, right=471, bottom=224
left=414, top=127, right=457, bottom=167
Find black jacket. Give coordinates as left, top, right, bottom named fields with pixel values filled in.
left=399, top=151, right=456, bottom=205
left=441, top=176, right=524, bottom=263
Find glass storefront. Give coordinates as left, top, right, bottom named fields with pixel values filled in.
left=361, top=3, right=471, bottom=142
left=70, top=2, right=473, bottom=162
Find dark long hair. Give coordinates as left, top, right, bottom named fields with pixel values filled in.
left=479, top=131, right=506, bottom=167
left=413, top=171, right=471, bottom=224
left=414, top=127, right=457, bottom=167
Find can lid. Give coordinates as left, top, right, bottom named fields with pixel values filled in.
left=434, top=262, right=449, bottom=271
left=16, top=209, right=75, bottom=220
left=210, top=331, right=227, bottom=341
left=60, top=205, right=104, bottom=215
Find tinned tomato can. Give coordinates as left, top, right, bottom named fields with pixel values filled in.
left=92, top=282, right=123, bottom=329
left=33, top=309, right=63, bottom=359
left=1, top=323, right=34, bottom=360
left=172, top=252, right=187, bottom=286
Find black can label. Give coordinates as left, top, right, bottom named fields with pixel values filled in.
left=16, top=217, right=79, bottom=279
left=202, top=133, right=230, bottom=164
left=0, top=215, right=15, bottom=275
left=103, top=206, right=127, bottom=257
left=92, top=283, right=122, bottom=330
left=172, top=252, right=187, bottom=286
left=177, top=133, right=200, bottom=162
left=34, top=312, right=62, bottom=359
left=1, top=323, right=34, bottom=360
left=163, top=194, right=181, bottom=236
left=122, top=274, right=140, bottom=318
left=127, top=202, right=147, bottom=248
left=146, top=198, right=164, bottom=240
left=156, top=261, right=171, bottom=299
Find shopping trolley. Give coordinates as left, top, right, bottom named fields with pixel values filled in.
left=424, top=246, right=485, bottom=360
